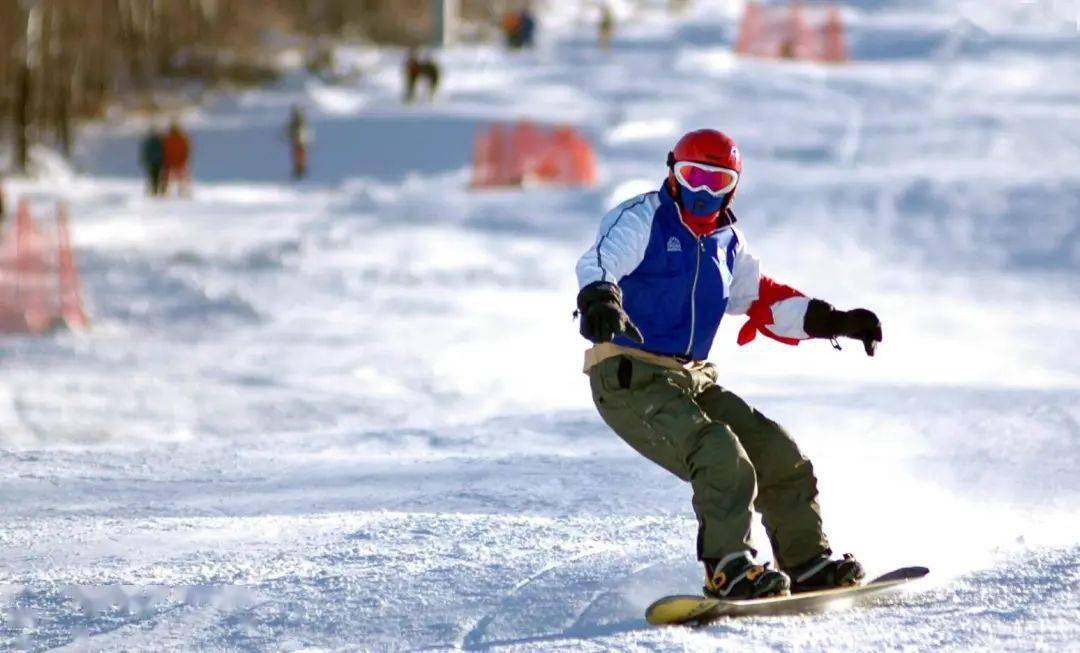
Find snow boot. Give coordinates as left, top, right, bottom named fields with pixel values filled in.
left=703, top=552, right=791, bottom=600
left=788, top=552, right=865, bottom=593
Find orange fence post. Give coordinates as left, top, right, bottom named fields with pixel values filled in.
left=529, top=126, right=594, bottom=187
left=57, top=203, right=89, bottom=330
left=820, top=6, right=848, bottom=63
left=496, top=124, right=518, bottom=185
left=787, top=1, right=816, bottom=60
left=14, top=199, right=52, bottom=333
left=574, top=130, right=600, bottom=184
left=470, top=127, right=494, bottom=188
left=533, top=126, right=567, bottom=183
left=512, top=121, right=545, bottom=184
left=735, top=1, right=763, bottom=57
left=0, top=202, right=23, bottom=332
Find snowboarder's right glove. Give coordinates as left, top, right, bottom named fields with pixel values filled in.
left=804, top=299, right=882, bottom=356
left=576, top=282, right=644, bottom=345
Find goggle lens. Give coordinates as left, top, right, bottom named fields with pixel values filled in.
left=674, top=162, right=738, bottom=196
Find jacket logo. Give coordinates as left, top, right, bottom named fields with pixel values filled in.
left=666, top=236, right=682, bottom=253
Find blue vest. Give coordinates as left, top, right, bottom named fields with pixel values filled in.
left=613, top=184, right=738, bottom=360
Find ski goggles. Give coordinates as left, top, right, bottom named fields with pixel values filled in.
left=673, top=161, right=739, bottom=197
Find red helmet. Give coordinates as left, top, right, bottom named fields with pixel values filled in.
left=668, top=129, right=741, bottom=173
left=667, top=129, right=742, bottom=209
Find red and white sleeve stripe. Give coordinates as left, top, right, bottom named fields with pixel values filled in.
left=736, top=276, right=810, bottom=346
left=725, top=230, right=810, bottom=346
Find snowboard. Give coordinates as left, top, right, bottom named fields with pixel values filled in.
left=645, top=566, right=929, bottom=626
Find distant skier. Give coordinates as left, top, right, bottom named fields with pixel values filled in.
left=404, top=48, right=441, bottom=103
left=405, top=48, right=422, bottom=102
left=598, top=4, right=615, bottom=51
left=575, top=129, right=881, bottom=600
left=518, top=7, right=536, bottom=48
left=140, top=127, right=166, bottom=196
left=503, top=7, right=536, bottom=49
left=163, top=121, right=192, bottom=197
left=286, top=105, right=311, bottom=180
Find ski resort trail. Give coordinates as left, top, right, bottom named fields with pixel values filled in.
left=2, top=1, right=1078, bottom=650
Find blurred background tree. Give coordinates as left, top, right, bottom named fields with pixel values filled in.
left=0, top=0, right=518, bottom=173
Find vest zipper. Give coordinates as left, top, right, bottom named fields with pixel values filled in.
left=685, top=236, right=703, bottom=357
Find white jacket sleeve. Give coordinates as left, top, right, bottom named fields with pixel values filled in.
left=725, top=227, right=761, bottom=316
left=576, top=192, right=659, bottom=288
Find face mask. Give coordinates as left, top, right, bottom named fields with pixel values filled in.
left=680, top=187, right=727, bottom=217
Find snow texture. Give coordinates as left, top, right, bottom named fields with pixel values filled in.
left=2, top=1, right=1079, bottom=650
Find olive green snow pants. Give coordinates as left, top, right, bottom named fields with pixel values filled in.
left=588, top=355, right=829, bottom=569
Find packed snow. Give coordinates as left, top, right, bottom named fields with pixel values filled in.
left=2, top=1, right=1078, bottom=650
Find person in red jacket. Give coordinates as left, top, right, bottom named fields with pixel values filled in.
left=162, top=122, right=192, bottom=197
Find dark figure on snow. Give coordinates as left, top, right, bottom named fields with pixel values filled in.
left=779, top=39, right=797, bottom=60
left=287, top=105, right=311, bottom=180
left=404, top=48, right=441, bottom=103
left=140, top=128, right=166, bottom=196
left=503, top=7, right=536, bottom=49
left=575, top=129, right=882, bottom=599
left=599, top=4, right=615, bottom=50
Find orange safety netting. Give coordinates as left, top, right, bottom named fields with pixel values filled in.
left=736, top=2, right=848, bottom=64
left=471, top=121, right=598, bottom=189
left=0, top=199, right=89, bottom=334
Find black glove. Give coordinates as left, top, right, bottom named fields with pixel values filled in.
left=804, top=299, right=882, bottom=356
left=576, top=282, right=644, bottom=345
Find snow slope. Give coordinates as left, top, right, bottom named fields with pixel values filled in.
left=2, top=1, right=1079, bottom=650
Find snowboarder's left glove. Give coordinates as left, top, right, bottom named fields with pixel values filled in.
left=576, top=282, right=644, bottom=345
left=804, top=299, right=882, bottom=356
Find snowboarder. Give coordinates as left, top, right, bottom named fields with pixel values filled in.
left=575, top=129, right=881, bottom=600
left=140, top=127, right=166, bottom=196
left=286, top=105, right=311, bottom=180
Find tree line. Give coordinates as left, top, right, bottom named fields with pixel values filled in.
left=0, top=0, right=500, bottom=173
